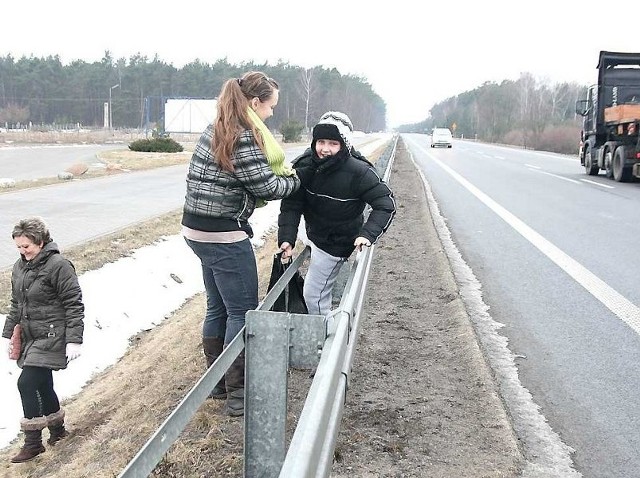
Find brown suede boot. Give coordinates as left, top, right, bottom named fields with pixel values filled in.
left=11, top=417, right=46, bottom=463
left=203, top=336, right=226, bottom=399
left=46, top=409, right=68, bottom=445
left=223, top=351, right=245, bottom=417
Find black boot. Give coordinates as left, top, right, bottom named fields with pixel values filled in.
left=46, top=409, right=68, bottom=445
left=223, top=351, right=245, bottom=417
left=203, top=336, right=226, bottom=399
left=11, top=417, right=46, bottom=463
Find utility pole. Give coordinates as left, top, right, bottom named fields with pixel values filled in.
left=109, top=83, right=120, bottom=129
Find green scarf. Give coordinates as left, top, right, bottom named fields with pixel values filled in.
left=247, top=107, right=294, bottom=176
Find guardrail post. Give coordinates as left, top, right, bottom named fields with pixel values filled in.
left=244, top=310, right=325, bottom=477
left=244, top=310, right=290, bottom=477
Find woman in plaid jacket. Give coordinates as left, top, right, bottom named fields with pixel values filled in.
left=182, top=71, right=300, bottom=417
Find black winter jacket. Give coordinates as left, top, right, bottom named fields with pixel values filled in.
left=2, top=242, right=84, bottom=370
left=278, top=147, right=396, bottom=258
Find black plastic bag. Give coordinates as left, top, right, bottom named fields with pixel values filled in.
left=267, top=252, right=308, bottom=314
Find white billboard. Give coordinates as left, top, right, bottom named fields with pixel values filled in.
left=164, top=98, right=217, bottom=134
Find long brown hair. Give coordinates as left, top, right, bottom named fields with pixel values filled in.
left=212, top=71, right=279, bottom=172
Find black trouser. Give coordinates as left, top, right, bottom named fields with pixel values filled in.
left=17, top=366, right=60, bottom=419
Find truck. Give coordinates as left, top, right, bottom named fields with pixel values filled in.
left=576, top=51, right=640, bottom=182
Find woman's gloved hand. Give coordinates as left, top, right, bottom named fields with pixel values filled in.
left=65, top=343, right=82, bottom=362
left=1, top=337, right=10, bottom=358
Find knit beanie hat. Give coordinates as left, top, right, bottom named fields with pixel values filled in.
left=312, top=111, right=354, bottom=152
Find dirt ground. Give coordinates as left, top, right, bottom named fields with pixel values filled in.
left=0, top=139, right=524, bottom=477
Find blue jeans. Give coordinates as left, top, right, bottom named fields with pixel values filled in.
left=185, top=238, right=258, bottom=345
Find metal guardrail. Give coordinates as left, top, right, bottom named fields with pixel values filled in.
left=118, top=134, right=398, bottom=477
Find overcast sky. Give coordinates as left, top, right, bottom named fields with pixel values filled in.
left=1, top=0, right=637, bottom=127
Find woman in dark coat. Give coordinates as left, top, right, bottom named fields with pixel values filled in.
left=1, top=217, right=84, bottom=463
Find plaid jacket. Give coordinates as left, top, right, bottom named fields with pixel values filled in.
left=182, top=125, right=300, bottom=235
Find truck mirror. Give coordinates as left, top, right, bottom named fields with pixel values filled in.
left=575, top=99, right=589, bottom=116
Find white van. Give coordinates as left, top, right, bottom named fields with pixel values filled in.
left=431, top=128, right=453, bottom=148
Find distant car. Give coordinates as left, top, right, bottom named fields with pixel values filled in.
left=431, top=128, right=453, bottom=148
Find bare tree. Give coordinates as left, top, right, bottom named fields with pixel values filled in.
left=299, top=68, right=315, bottom=131
left=518, top=72, right=538, bottom=147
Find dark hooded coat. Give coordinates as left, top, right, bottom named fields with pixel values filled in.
left=2, top=242, right=84, bottom=370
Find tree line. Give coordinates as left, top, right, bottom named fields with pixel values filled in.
left=0, top=52, right=387, bottom=133
left=400, top=73, right=589, bottom=154
left=0, top=52, right=592, bottom=153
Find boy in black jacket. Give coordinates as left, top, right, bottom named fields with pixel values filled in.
left=278, top=111, right=396, bottom=316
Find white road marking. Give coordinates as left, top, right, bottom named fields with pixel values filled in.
left=580, top=179, right=615, bottom=189
left=533, top=152, right=576, bottom=161
left=529, top=168, right=581, bottom=184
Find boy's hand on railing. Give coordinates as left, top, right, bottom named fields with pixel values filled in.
left=354, top=237, right=372, bottom=252
left=279, top=242, right=293, bottom=261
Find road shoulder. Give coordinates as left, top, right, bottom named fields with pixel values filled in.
left=331, top=139, right=523, bottom=477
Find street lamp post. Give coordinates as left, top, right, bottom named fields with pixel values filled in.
left=109, top=83, right=120, bottom=129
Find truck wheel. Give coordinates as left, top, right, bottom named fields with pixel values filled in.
left=613, top=147, right=632, bottom=182
left=604, top=150, right=614, bottom=179
left=584, top=146, right=599, bottom=175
